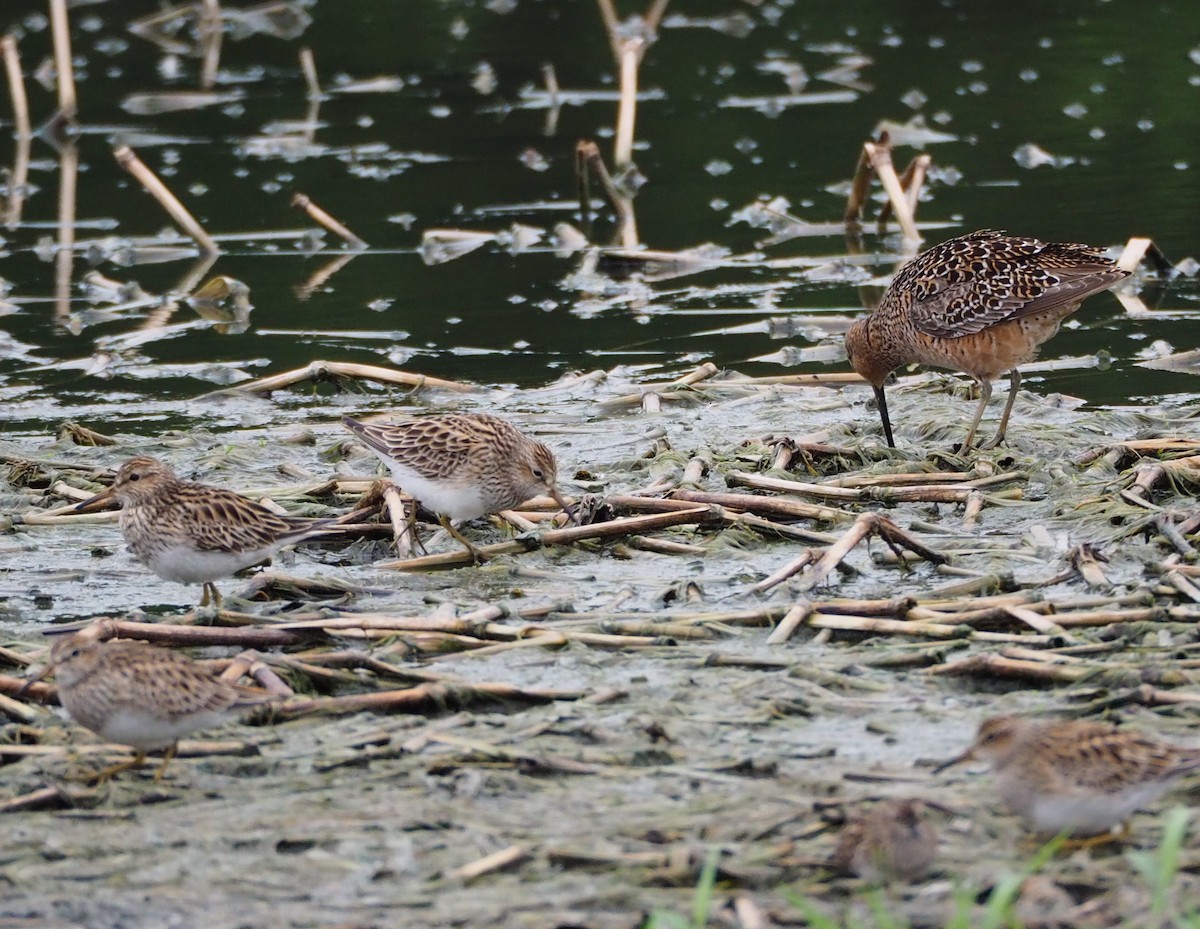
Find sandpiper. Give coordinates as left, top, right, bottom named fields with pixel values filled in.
left=935, top=715, right=1200, bottom=838
left=844, top=230, right=1128, bottom=450
left=829, top=798, right=938, bottom=883
left=76, top=456, right=336, bottom=607
left=341, top=412, right=571, bottom=559
left=22, top=632, right=274, bottom=783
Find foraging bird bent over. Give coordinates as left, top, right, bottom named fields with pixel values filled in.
left=828, top=797, right=938, bottom=883
left=341, top=412, right=572, bottom=560
left=21, top=633, right=274, bottom=783
left=76, top=456, right=337, bottom=607
left=844, top=230, right=1129, bottom=450
left=934, top=715, right=1200, bottom=838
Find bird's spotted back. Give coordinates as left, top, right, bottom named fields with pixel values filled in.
left=885, top=229, right=1128, bottom=339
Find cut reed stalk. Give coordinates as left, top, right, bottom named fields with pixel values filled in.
left=114, top=145, right=219, bottom=255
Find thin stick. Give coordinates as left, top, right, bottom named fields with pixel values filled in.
left=449, top=845, right=532, bottom=882
left=292, top=192, right=367, bottom=248
left=793, top=513, right=947, bottom=593
left=765, top=600, right=814, bottom=645
left=227, top=360, right=476, bottom=395
left=382, top=484, right=415, bottom=557
left=752, top=550, right=815, bottom=594
left=299, top=47, right=321, bottom=99
left=377, top=506, right=710, bottom=571
left=614, top=38, right=642, bottom=168
left=6, top=130, right=29, bottom=227
left=198, top=0, right=222, bottom=90
left=1, top=35, right=30, bottom=138
left=54, top=141, right=77, bottom=323
left=864, top=140, right=919, bottom=241
left=114, top=145, right=219, bottom=255
left=48, top=0, right=76, bottom=120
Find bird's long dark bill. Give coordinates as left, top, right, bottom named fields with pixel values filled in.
left=15, top=662, right=52, bottom=697
left=551, top=488, right=579, bottom=525
left=931, top=749, right=974, bottom=775
left=874, top=385, right=896, bottom=448
left=74, top=486, right=118, bottom=513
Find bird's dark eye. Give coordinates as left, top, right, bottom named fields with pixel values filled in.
left=532, top=467, right=544, bottom=479
left=128, top=472, right=141, bottom=481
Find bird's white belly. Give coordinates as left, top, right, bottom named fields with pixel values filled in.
left=1011, top=783, right=1169, bottom=836
left=65, top=704, right=230, bottom=751
left=372, top=454, right=488, bottom=520
left=142, top=544, right=265, bottom=584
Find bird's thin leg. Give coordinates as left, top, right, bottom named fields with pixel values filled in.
left=1061, top=824, right=1128, bottom=851
left=153, top=743, right=178, bottom=783
left=439, top=514, right=487, bottom=564
left=961, top=378, right=993, bottom=452
left=75, top=751, right=148, bottom=785
left=980, top=369, right=1021, bottom=450
left=874, top=385, right=896, bottom=448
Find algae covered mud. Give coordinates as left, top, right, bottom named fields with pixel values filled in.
left=3, top=0, right=1200, bottom=927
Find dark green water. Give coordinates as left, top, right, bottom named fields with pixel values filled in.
left=0, top=0, right=1197, bottom=433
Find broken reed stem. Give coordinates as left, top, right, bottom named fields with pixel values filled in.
left=271, top=680, right=579, bottom=720
left=574, top=139, right=637, bottom=247
left=377, top=506, right=710, bottom=571
left=924, top=653, right=1089, bottom=684
left=54, top=141, right=76, bottom=324
left=450, top=844, right=531, bottom=882
left=198, top=0, right=222, bottom=89
left=793, top=513, right=947, bottom=594
left=614, top=38, right=642, bottom=168
left=292, top=192, right=367, bottom=249
left=299, top=47, right=321, bottom=99
left=598, top=371, right=866, bottom=408
left=48, top=0, right=76, bottom=120
left=765, top=600, right=814, bottom=645
left=228, top=359, right=476, bottom=395
left=752, top=550, right=814, bottom=594
left=1, top=35, right=30, bottom=139
left=864, top=140, right=919, bottom=241
left=670, top=488, right=853, bottom=524
left=114, top=145, right=219, bottom=255
left=382, top=484, right=415, bottom=557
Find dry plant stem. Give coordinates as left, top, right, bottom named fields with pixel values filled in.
left=844, top=137, right=874, bottom=223
left=0, top=689, right=41, bottom=722
left=64, top=619, right=309, bottom=653
left=864, top=139, right=919, bottom=241
left=924, top=653, right=1089, bottom=684
left=614, top=37, right=642, bottom=168
left=299, top=47, right=321, bottom=99
left=198, top=0, right=222, bottom=89
left=48, top=0, right=75, bottom=120
left=0, top=785, right=80, bottom=815
left=231, top=359, right=475, bottom=395
left=575, top=140, right=637, bottom=245
left=450, top=844, right=532, bottom=883
left=752, top=550, right=815, bottom=594
left=671, top=489, right=852, bottom=524
left=272, top=680, right=580, bottom=720
left=766, top=600, right=815, bottom=644
left=382, top=484, right=415, bottom=556
left=629, top=535, right=706, bottom=555
left=376, top=506, right=710, bottom=570
left=0, top=674, right=53, bottom=702
left=794, top=513, right=947, bottom=594
left=6, top=129, right=29, bottom=227
left=1115, top=236, right=1154, bottom=274
left=1, top=35, right=30, bottom=138
left=54, top=141, right=76, bottom=324
left=291, top=192, right=366, bottom=248
left=114, top=145, right=219, bottom=255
